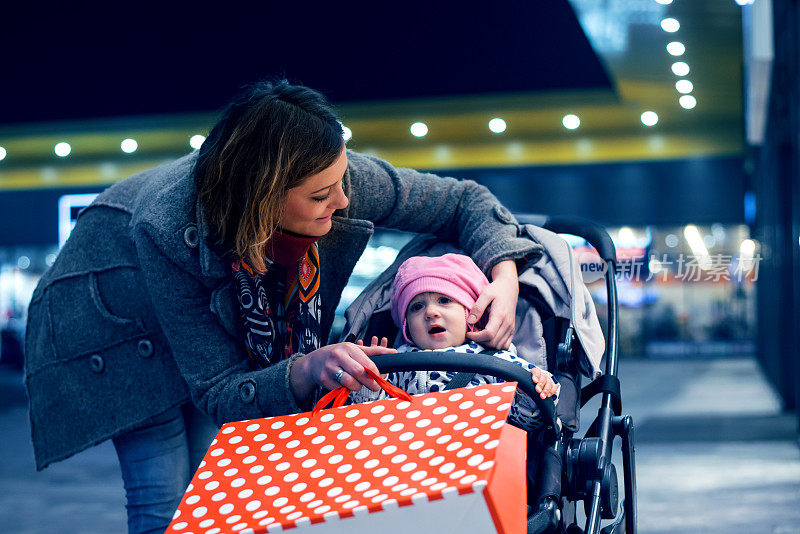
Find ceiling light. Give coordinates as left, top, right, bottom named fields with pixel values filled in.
left=667, top=42, right=685, bottom=56
left=488, top=118, right=507, bottom=133
left=641, top=111, right=659, bottom=126
left=562, top=114, right=580, bottom=130
left=54, top=142, right=71, bottom=157
left=342, top=126, right=352, bottom=142
left=672, top=62, right=690, bottom=76
left=410, top=122, right=429, bottom=137
left=679, top=95, right=697, bottom=109
left=661, top=18, right=680, bottom=33
left=675, top=79, right=694, bottom=93
left=656, top=0, right=673, bottom=4
left=0, top=146, right=6, bottom=161
left=120, top=138, right=138, bottom=153
left=735, top=0, right=754, bottom=5
left=190, top=135, right=206, bottom=150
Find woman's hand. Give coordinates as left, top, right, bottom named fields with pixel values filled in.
left=466, top=259, right=519, bottom=350
left=290, top=342, right=396, bottom=402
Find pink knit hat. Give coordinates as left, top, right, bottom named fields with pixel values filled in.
left=391, top=254, right=490, bottom=343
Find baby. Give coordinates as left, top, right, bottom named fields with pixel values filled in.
left=353, top=253, right=559, bottom=431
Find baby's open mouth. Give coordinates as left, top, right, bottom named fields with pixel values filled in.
left=428, top=326, right=446, bottom=334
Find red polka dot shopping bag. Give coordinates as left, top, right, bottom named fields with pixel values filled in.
left=168, top=374, right=527, bottom=534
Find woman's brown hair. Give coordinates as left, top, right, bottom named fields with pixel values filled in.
left=194, top=79, right=343, bottom=273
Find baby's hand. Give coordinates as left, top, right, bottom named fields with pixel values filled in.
left=357, top=336, right=390, bottom=379
left=356, top=336, right=389, bottom=348
left=530, top=368, right=558, bottom=399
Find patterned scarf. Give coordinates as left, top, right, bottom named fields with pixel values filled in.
left=232, top=235, right=322, bottom=368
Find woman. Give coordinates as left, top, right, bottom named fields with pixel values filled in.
left=24, top=80, right=540, bottom=533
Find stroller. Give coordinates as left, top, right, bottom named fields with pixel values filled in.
left=339, top=216, right=636, bottom=534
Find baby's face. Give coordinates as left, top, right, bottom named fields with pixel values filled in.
left=405, top=292, right=468, bottom=350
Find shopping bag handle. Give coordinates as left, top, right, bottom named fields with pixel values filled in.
left=312, top=368, right=412, bottom=415
left=369, top=352, right=561, bottom=440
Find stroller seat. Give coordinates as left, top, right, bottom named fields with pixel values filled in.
left=339, top=217, right=637, bottom=534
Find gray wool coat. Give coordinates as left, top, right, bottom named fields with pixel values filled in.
left=24, top=149, right=540, bottom=470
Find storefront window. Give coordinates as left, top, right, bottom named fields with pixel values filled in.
left=1, top=224, right=758, bottom=363
left=0, top=246, right=56, bottom=367
left=574, top=224, right=757, bottom=359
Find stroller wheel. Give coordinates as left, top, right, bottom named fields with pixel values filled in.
left=600, top=463, right=619, bottom=519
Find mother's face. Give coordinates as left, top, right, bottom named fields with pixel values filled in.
left=279, top=146, right=349, bottom=236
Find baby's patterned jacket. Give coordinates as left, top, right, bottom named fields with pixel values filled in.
left=350, top=341, right=559, bottom=431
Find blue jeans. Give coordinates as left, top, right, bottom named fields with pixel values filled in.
left=112, top=404, right=219, bottom=534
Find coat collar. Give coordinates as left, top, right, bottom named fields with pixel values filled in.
left=196, top=198, right=230, bottom=281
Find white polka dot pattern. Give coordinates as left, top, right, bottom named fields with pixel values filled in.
left=168, top=383, right=517, bottom=532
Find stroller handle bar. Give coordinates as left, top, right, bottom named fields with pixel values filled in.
left=370, top=352, right=559, bottom=439
left=517, top=214, right=618, bottom=264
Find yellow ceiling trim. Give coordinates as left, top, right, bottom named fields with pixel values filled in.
left=0, top=161, right=167, bottom=191
left=362, top=133, right=741, bottom=170
left=0, top=131, right=740, bottom=191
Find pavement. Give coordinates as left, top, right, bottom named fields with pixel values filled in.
left=1, top=357, right=799, bottom=534
left=595, top=358, right=800, bottom=534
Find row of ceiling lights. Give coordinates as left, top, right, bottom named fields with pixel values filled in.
left=0, top=102, right=680, bottom=160
left=658, top=3, right=697, bottom=111
left=657, top=0, right=759, bottom=109
left=0, top=135, right=207, bottom=161
left=343, top=109, right=665, bottom=141
left=0, top=108, right=662, bottom=160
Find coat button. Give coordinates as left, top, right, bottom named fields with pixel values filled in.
left=493, top=204, right=516, bottom=225
left=239, top=380, right=256, bottom=403
left=89, top=354, right=105, bottom=373
left=184, top=225, right=199, bottom=248
left=137, top=339, right=154, bottom=358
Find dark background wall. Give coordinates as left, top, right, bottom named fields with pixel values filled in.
left=0, top=187, right=102, bottom=247
left=448, top=156, right=746, bottom=226
left=0, top=155, right=745, bottom=247
left=753, top=1, right=800, bottom=421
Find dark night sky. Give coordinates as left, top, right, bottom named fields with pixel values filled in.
left=0, top=1, right=610, bottom=126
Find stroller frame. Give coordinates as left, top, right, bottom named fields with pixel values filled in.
left=526, top=216, right=637, bottom=534
left=347, top=216, right=637, bottom=534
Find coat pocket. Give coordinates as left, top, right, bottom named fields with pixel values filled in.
left=46, top=267, right=148, bottom=360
